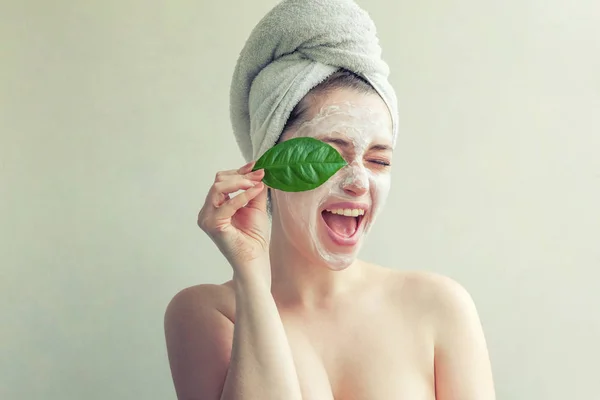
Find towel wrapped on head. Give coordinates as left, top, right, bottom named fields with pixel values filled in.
left=230, top=0, right=398, bottom=162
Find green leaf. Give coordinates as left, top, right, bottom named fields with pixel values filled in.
left=252, top=137, right=348, bottom=192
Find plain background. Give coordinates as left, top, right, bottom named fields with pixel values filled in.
left=2, top=0, right=599, bottom=399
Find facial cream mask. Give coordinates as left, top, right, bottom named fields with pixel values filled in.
left=271, top=100, right=393, bottom=269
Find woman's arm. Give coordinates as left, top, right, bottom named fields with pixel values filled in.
left=164, top=267, right=303, bottom=400
left=221, top=269, right=303, bottom=400
left=166, top=161, right=302, bottom=399
left=433, top=276, right=496, bottom=400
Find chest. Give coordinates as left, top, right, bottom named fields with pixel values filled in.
left=282, top=304, right=436, bottom=400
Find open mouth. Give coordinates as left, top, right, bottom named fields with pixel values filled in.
left=321, top=208, right=365, bottom=240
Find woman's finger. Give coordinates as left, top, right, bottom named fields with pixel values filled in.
left=212, top=161, right=257, bottom=183
left=211, top=192, right=231, bottom=209
left=210, top=170, right=262, bottom=200
left=211, top=180, right=255, bottom=208
left=210, top=171, right=263, bottom=208
left=237, top=160, right=256, bottom=174
left=246, top=182, right=268, bottom=211
left=218, top=183, right=265, bottom=217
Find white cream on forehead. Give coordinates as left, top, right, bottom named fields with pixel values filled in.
left=294, top=101, right=393, bottom=145
left=272, top=101, right=393, bottom=269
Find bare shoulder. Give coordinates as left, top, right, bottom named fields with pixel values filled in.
left=406, top=270, right=479, bottom=320
left=163, top=281, right=236, bottom=399
left=383, top=268, right=486, bottom=346
left=376, top=266, right=486, bottom=345
left=165, top=280, right=236, bottom=323
left=408, top=270, right=473, bottom=303
left=369, top=265, right=478, bottom=319
left=379, top=270, right=495, bottom=398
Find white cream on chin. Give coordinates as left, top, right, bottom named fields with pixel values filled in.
left=271, top=100, right=393, bottom=270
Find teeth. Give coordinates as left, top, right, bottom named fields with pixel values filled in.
left=325, top=208, right=365, bottom=216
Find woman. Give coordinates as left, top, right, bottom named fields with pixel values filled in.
left=165, top=1, right=495, bottom=399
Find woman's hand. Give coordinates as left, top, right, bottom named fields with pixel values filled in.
left=197, top=161, right=270, bottom=276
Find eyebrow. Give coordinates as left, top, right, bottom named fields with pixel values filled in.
left=320, top=137, right=393, bottom=152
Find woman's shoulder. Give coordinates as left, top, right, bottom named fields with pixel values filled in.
left=367, top=264, right=475, bottom=313
left=165, top=280, right=236, bottom=323
left=392, top=268, right=468, bottom=295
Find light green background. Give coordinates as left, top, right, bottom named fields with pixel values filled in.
left=2, top=1, right=599, bottom=399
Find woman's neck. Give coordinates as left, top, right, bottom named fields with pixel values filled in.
left=268, top=225, right=367, bottom=311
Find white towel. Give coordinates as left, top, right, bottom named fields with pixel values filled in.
left=230, top=0, right=398, bottom=162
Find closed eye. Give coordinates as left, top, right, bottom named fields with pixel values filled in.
left=369, top=160, right=391, bottom=166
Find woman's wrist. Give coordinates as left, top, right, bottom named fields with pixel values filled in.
left=232, top=257, right=272, bottom=288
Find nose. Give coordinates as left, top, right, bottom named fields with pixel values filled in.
left=340, top=162, right=369, bottom=197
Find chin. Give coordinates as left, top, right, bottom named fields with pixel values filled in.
left=329, top=258, right=356, bottom=271
left=314, top=233, right=362, bottom=270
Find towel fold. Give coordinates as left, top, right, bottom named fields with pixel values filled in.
left=230, top=0, right=398, bottom=162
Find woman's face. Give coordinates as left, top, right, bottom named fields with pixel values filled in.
left=271, top=87, right=394, bottom=269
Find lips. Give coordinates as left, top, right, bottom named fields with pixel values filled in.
left=320, top=202, right=369, bottom=246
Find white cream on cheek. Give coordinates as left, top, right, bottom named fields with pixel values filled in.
left=272, top=102, right=392, bottom=269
